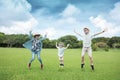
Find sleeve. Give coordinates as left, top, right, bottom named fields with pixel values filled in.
left=28, top=31, right=33, bottom=39
left=23, top=40, right=32, bottom=50
left=91, top=34, right=95, bottom=39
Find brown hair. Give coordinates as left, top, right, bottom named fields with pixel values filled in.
left=84, top=27, right=89, bottom=31
left=34, top=34, right=41, bottom=38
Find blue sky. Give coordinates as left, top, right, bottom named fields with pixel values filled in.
left=0, top=0, right=120, bottom=39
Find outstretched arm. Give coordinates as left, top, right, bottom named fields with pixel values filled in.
left=93, top=29, right=107, bottom=36
left=40, top=33, right=47, bottom=41
left=65, top=44, right=70, bottom=49
left=74, top=29, right=82, bottom=37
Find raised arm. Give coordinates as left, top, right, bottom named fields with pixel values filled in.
left=74, top=29, right=82, bottom=37
left=40, top=33, right=47, bottom=41
left=93, top=29, right=106, bottom=36
left=65, top=44, right=70, bottom=49
left=28, top=31, right=33, bottom=39
left=56, top=42, right=59, bottom=48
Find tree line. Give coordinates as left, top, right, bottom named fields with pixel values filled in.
left=0, top=32, right=120, bottom=49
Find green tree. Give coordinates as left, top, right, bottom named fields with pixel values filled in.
left=107, top=37, right=120, bottom=48
left=13, top=34, right=29, bottom=47
left=92, top=37, right=109, bottom=44
left=58, top=35, right=79, bottom=48
left=3, top=35, right=16, bottom=47
left=0, top=32, right=5, bottom=46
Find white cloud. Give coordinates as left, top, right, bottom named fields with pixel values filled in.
left=60, top=4, right=81, bottom=18
left=31, top=4, right=81, bottom=39
left=0, top=0, right=38, bottom=34
left=1, top=0, right=119, bottom=40
left=109, top=2, right=120, bottom=20
left=0, top=18, right=38, bottom=34
left=89, top=9, right=120, bottom=37
left=89, top=2, right=120, bottom=37
left=56, top=4, right=81, bottom=28
left=89, top=15, right=111, bottom=30
left=34, top=27, right=57, bottom=40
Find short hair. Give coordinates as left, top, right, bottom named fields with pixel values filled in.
left=84, top=27, right=89, bottom=31
left=59, top=42, right=64, bottom=46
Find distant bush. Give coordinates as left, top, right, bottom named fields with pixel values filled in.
left=94, top=42, right=109, bottom=51
left=92, top=44, right=98, bottom=51
left=95, top=42, right=107, bottom=48
left=104, top=46, right=109, bottom=52
left=112, top=43, right=120, bottom=48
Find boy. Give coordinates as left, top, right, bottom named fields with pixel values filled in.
left=23, top=31, right=47, bottom=69
left=56, top=42, right=69, bottom=67
left=74, top=27, right=106, bottom=70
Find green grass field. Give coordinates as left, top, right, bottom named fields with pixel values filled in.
left=0, top=48, right=120, bottom=80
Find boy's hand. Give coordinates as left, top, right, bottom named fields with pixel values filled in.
left=67, top=44, right=70, bottom=47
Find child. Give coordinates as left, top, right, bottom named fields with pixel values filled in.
left=74, top=27, right=106, bottom=70
left=56, top=42, right=69, bottom=67
left=23, top=31, right=47, bottom=69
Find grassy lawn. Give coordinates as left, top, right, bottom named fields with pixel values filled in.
left=0, top=48, right=120, bottom=80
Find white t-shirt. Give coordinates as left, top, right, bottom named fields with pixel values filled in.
left=57, top=47, right=66, bottom=57
left=82, top=34, right=94, bottom=47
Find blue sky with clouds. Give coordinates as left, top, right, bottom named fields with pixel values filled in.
left=0, top=0, right=120, bottom=39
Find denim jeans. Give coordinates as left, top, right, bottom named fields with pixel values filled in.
left=29, top=51, right=43, bottom=64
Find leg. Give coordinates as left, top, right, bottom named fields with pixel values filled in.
left=59, top=57, right=64, bottom=67
left=88, top=47, right=94, bottom=70
left=37, top=51, right=43, bottom=69
left=81, top=48, right=86, bottom=68
left=37, top=52, right=43, bottom=64
left=89, top=56, right=94, bottom=65
left=88, top=47, right=94, bottom=65
left=28, top=52, right=35, bottom=69
left=29, top=52, right=35, bottom=64
left=89, top=56, right=94, bottom=70
left=81, top=56, right=85, bottom=64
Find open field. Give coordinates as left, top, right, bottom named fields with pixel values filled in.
left=0, top=48, right=120, bottom=80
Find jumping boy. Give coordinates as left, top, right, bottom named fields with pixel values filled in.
left=56, top=42, right=69, bottom=67
left=74, top=27, right=106, bottom=70
left=23, top=31, right=47, bottom=69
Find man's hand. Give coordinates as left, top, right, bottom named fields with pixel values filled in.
left=103, top=28, right=108, bottom=32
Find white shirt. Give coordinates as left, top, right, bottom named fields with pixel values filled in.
left=82, top=34, right=94, bottom=47
left=57, top=47, right=66, bottom=57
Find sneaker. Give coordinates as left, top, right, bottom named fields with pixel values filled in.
left=91, top=65, right=94, bottom=70
left=28, top=63, right=31, bottom=69
left=81, top=63, right=85, bottom=69
left=59, top=64, right=64, bottom=67
left=41, top=64, right=43, bottom=69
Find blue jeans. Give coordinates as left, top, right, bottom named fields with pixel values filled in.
left=29, top=51, right=43, bottom=64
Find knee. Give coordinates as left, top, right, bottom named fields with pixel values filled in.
left=82, top=56, right=84, bottom=59
left=89, top=56, right=93, bottom=60
left=31, top=57, right=35, bottom=61
left=37, top=56, right=41, bottom=60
